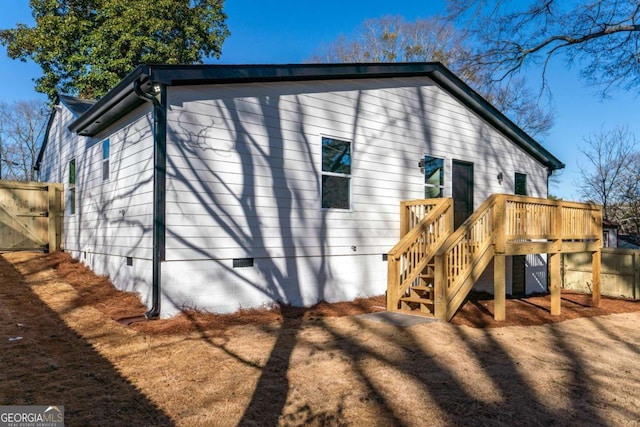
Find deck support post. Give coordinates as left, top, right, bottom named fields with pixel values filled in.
left=493, top=254, right=506, bottom=321
left=549, top=252, right=561, bottom=315
left=434, top=254, right=446, bottom=320
left=592, top=249, right=601, bottom=307
left=387, top=257, right=398, bottom=311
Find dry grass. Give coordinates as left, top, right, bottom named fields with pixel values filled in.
left=2, top=251, right=640, bottom=426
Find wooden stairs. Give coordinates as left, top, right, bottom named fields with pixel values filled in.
left=398, top=264, right=436, bottom=314
left=387, top=195, right=603, bottom=322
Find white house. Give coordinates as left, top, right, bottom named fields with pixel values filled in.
left=36, top=63, right=564, bottom=318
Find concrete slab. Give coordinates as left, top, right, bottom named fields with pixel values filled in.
left=355, top=311, right=440, bottom=327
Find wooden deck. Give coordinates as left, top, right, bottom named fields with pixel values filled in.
left=387, top=194, right=602, bottom=321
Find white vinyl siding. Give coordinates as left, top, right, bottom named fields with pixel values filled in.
left=39, top=74, right=552, bottom=316
left=160, top=78, right=550, bottom=314
left=38, top=103, right=156, bottom=305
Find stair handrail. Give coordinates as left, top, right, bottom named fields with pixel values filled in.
left=433, top=194, right=501, bottom=320
left=387, top=198, right=453, bottom=311
left=400, top=198, right=449, bottom=237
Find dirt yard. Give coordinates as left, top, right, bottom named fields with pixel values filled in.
left=2, top=251, right=639, bottom=426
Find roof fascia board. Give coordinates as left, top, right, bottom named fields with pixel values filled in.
left=69, top=66, right=150, bottom=135
left=147, top=62, right=442, bottom=85
left=34, top=97, right=60, bottom=172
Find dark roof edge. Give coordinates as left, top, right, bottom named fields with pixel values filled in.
left=34, top=97, right=59, bottom=172
left=68, top=62, right=564, bottom=170
left=59, top=94, right=96, bottom=117
left=68, top=66, right=149, bottom=135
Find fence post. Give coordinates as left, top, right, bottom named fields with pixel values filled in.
left=550, top=252, right=562, bottom=315
left=635, top=251, right=640, bottom=300
left=591, top=249, right=601, bottom=307
left=47, top=184, right=63, bottom=251
left=47, top=185, right=57, bottom=252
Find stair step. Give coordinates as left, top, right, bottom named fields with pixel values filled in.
left=400, top=296, right=434, bottom=304
left=410, top=285, right=434, bottom=292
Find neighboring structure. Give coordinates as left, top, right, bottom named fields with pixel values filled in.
left=36, top=63, right=564, bottom=317
left=602, top=219, right=619, bottom=248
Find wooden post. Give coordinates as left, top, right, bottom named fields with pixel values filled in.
left=493, top=195, right=506, bottom=254
left=494, top=254, right=506, bottom=321
left=47, top=184, right=63, bottom=251
left=387, top=256, right=398, bottom=311
left=445, top=200, right=454, bottom=235
left=550, top=252, right=561, bottom=315
left=591, top=249, right=601, bottom=307
left=492, top=196, right=507, bottom=321
left=433, top=254, right=446, bottom=320
left=400, top=202, right=408, bottom=238
left=47, top=185, right=57, bottom=252
left=635, top=251, right=640, bottom=300
left=554, top=201, right=563, bottom=252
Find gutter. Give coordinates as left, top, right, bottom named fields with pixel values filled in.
left=133, top=80, right=166, bottom=319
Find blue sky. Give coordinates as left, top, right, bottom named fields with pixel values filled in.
left=1, top=0, right=638, bottom=200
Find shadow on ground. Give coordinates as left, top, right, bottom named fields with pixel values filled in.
left=0, top=255, right=174, bottom=426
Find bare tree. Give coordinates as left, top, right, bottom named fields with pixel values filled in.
left=309, top=16, right=468, bottom=65
left=308, top=15, right=555, bottom=138
left=577, top=126, right=637, bottom=220
left=617, top=152, right=640, bottom=235
left=447, top=0, right=640, bottom=96
left=0, top=100, right=48, bottom=181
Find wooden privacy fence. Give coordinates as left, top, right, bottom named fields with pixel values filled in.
left=0, top=180, right=63, bottom=252
left=563, top=248, right=640, bottom=300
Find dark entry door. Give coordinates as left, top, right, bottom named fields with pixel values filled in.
left=452, top=160, right=474, bottom=229
left=512, top=173, right=527, bottom=296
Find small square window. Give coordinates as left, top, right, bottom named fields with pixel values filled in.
left=69, top=159, right=76, bottom=185
left=68, top=159, right=76, bottom=215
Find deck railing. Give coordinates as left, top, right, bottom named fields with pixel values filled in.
left=434, top=195, right=498, bottom=320
left=388, top=194, right=603, bottom=321
left=399, top=198, right=449, bottom=237
left=502, top=196, right=601, bottom=254
left=387, top=198, right=453, bottom=311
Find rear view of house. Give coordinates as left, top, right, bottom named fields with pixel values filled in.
left=36, top=63, right=566, bottom=318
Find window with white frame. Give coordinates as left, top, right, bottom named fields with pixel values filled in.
left=102, top=139, right=110, bottom=181
left=424, top=156, right=444, bottom=198
left=321, top=137, right=351, bottom=209
left=68, top=158, right=76, bottom=215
